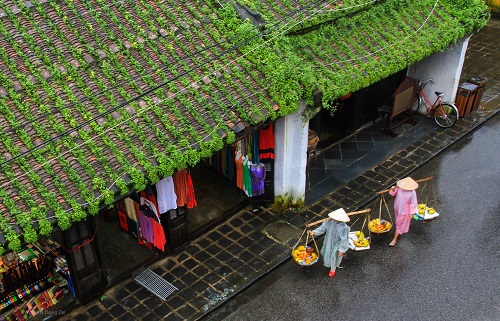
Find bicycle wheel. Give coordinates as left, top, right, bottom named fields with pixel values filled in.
left=411, top=94, right=422, bottom=115
left=434, top=103, right=458, bottom=128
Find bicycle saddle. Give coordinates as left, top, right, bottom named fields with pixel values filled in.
left=435, top=91, right=444, bottom=97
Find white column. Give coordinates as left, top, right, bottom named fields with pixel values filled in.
left=407, top=35, right=471, bottom=105
left=274, top=100, right=309, bottom=203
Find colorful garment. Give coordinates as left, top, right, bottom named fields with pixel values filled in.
left=235, top=150, right=244, bottom=190
left=155, top=176, right=177, bottom=214
left=152, top=220, right=167, bottom=251
left=137, top=209, right=154, bottom=244
left=252, top=131, right=260, bottom=164
left=139, top=189, right=160, bottom=223
left=313, top=220, right=350, bottom=270
left=250, top=163, right=266, bottom=196
left=115, top=201, right=129, bottom=232
left=186, top=171, right=197, bottom=209
left=242, top=156, right=253, bottom=197
left=124, top=197, right=138, bottom=222
left=259, top=123, right=275, bottom=160
left=389, top=187, right=418, bottom=234
left=173, top=169, right=188, bottom=207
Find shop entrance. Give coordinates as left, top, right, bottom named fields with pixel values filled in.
left=95, top=208, right=159, bottom=284
left=187, top=161, right=248, bottom=237
left=310, top=69, right=408, bottom=149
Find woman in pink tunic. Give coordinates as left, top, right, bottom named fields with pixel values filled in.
left=389, top=177, right=418, bottom=246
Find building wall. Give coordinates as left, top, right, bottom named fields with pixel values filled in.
left=407, top=36, right=471, bottom=106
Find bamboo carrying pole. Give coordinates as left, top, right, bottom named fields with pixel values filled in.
left=377, top=176, right=433, bottom=194
left=306, top=209, right=371, bottom=227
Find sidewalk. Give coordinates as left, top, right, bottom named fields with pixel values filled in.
left=63, top=16, right=499, bottom=321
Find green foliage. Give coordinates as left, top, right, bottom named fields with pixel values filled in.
left=273, top=193, right=305, bottom=212
left=0, top=0, right=489, bottom=249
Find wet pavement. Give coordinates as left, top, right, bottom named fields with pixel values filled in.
left=61, top=15, right=499, bottom=321
left=210, top=112, right=500, bottom=321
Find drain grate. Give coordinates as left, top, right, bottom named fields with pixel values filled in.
left=133, top=267, right=178, bottom=301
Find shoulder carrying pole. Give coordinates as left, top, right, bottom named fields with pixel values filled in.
left=306, top=209, right=371, bottom=228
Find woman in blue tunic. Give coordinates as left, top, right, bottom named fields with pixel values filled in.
left=309, top=208, right=350, bottom=278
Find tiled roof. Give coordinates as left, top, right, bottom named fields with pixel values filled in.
left=0, top=0, right=278, bottom=250
left=0, top=0, right=488, bottom=249
left=238, top=0, right=490, bottom=101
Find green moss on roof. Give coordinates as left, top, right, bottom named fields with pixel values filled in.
left=0, top=0, right=489, bottom=252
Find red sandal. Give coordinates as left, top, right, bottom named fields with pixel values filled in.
left=328, top=270, right=336, bottom=278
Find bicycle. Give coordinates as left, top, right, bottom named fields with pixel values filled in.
left=411, top=78, right=459, bottom=128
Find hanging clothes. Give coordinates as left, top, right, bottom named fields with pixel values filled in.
left=156, top=176, right=178, bottom=214
left=186, top=170, right=197, bottom=208
left=250, top=163, right=266, bottom=196
left=139, top=188, right=160, bottom=223
left=259, top=123, right=275, bottom=160
left=242, top=155, right=253, bottom=197
left=152, top=220, right=167, bottom=251
left=115, top=201, right=129, bottom=232
left=137, top=207, right=154, bottom=244
left=173, top=169, right=188, bottom=207
left=235, top=148, right=244, bottom=190
left=252, top=131, right=260, bottom=164
left=124, top=197, right=138, bottom=222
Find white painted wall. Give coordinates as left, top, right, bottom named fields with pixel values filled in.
left=274, top=100, right=308, bottom=202
left=407, top=35, right=471, bottom=107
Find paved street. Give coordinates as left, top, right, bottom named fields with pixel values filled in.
left=208, top=113, right=500, bottom=321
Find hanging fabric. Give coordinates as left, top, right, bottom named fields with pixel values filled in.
left=235, top=148, right=244, bottom=190
left=252, top=131, right=260, bottom=164
left=155, top=176, right=177, bottom=214
left=186, top=170, right=197, bottom=208
left=115, top=200, right=129, bottom=232
left=250, top=163, right=266, bottom=196
left=137, top=208, right=154, bottom=243
left=259, top=123, right=275, bottom=160
left=124, top=197, right=138, bottom=222
left=139, top=188, right=161, bottom=223
left=152, top=220, right=167, bottom=251
left=242, top=155, right=253, bottom=197
left=173, top=169, right=188, bottom=207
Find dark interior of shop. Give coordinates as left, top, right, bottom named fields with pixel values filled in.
left=95, top=159, right=249, bottom=284
left=310, top=69, right=407, bottom=149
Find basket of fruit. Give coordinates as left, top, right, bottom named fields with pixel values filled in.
left=414, top=203, right=440, bottom=221
left=292, top=245, right=319, bottom=267
left=349, top=231, right=370, bottom=251
left=368, top=218, right=392, bottom=234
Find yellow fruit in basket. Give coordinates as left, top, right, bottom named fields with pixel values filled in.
left=297, top=246, right=305, bottom=251
left=428, top=208, right=435, bottom=214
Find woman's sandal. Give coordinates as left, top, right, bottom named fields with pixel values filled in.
left=328, top=270, right=336, bottom=278
left=389, top=241, right=396, bottom=247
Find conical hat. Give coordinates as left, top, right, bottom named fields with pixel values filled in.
left=396, top=177, right=418, bottom=190
left=328, top=208, right=350, bottom=222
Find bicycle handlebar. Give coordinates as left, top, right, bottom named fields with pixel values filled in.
left=419, top=78, right=435, bottom=87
